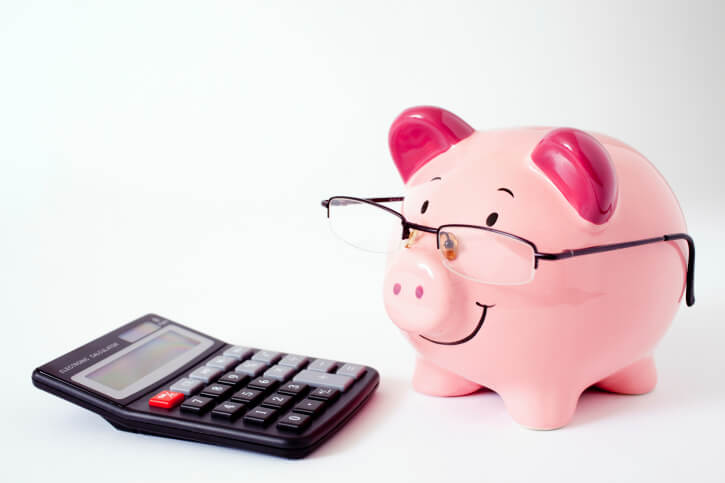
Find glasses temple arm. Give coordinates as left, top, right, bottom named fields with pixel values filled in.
left=536, top=233, right=695, bottom=307
left=321, top=196, right=404, bottom=209
left=664, top=233, right=695, bottom=307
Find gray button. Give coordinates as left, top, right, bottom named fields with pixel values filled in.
left=223, top=346, right=254, bottom=361
left=189, top=366, right=223, bottom=383
left=252, top=350, right=281, bottom=364
left=293, top=370, right=354, bottom=392
left=170, top=377, right=204, bottom=395
left=336, top=363, right=366, bottom=380
left=206, top=356, right=238, bottom=371
left=263, top=365, right=296, bottom=381
left=278, top=354, right=308, bottom=370
left=234, top=360, right=267, bottom=377
left=308, top=359, right=337, bottom=373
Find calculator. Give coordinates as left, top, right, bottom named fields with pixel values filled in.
left=31, top=314, right=380, bottom=458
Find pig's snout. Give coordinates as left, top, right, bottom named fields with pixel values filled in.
left=383, top=247, right=453, bottom=334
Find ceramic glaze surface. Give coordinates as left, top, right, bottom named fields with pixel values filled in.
left=381, top=106, right=690, bottom=429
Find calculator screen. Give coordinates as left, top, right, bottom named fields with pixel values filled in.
left=71, top=325, right=214, bottom=399
left=86, top=331, right=199, bottom=391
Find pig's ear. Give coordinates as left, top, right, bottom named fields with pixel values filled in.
left=531, top=128, right=618, bottom=225
left=389, top=106, right=474, bottom=183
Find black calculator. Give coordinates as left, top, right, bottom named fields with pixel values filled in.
left=32, top=314, right=379, bottom=458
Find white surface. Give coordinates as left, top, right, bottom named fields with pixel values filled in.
left=2, top=1, right=724, bottom=482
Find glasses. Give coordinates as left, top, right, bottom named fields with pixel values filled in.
left=321, top=196, right=696, bottom=307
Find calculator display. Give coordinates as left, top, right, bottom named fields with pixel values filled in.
left=72, top=325, right=214, bottom=399
left=86, top=331, right=199, bottom=391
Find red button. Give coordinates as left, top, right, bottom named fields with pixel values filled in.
left=149, top=390, right=184, bottom=409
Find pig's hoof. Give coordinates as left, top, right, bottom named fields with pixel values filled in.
left=595, top=356, right=657, bottom=395
left=502, top=388, right=582, bottom=430
left=412, top=357, right=481, bottom=396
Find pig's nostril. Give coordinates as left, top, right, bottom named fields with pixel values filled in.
left=415, top=285, right=424, bottom=299
left=393, top=283, right=401, bottom=295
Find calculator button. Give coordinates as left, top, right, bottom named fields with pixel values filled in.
left=231, top=388, right=263, bottom=405
left=251, top=350, right=281, bottom=364
left=277, top=382, right=308, bottom=396
left=149, top=391, right=184, bottom=409
left=308, top=387, right=340, bottom=402
left=223, top=346, right=254, bottom=361
left=217, top=372, right=248, bottom=387
left=247, top=377, right=277, bottom=391
left=263, top=365, right=296, bottom=382
left=180, top=395, right=215, bottom=414
left=278, top=354, right=309, bottom=370
left=206, top=356, right=238, bottom=371
left=293, top=370, right=354, bottom=392
left=189, top=366, right=223, bottom=383
left=169, top=377, right=204, bottom=396
left=211, top=401, right=245, bottom=420
left=336, top=363, right=366, bottom=380
left=200, top=383, right=233, bottom=399
left=277, top=412, right=311, bottom=432
left=262, top=393, right=294, bottom=410
left=293, top=398, right=325, bottom=416
left=243, top=406, right=278, bottom=425
left=234, top=360, right=267, bottom=377
left=307, top=359, right=337, bottom=373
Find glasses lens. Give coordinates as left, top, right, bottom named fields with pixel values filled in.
left=327, top=197, right=403, bottom=253
left=438, top=226, right=535, bottom=284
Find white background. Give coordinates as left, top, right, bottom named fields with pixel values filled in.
left=2, top=1, right=724, bottom=481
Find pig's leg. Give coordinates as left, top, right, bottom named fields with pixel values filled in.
left=595, top=356, right=657, bottom=395
left=500, top=386, right=582, bottom=430
left=412, top=357, right=481, bottom=396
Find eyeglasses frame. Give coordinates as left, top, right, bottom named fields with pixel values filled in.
left=321, top=196, right=695, bottom=307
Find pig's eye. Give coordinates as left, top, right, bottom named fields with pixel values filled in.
left=420, top=200, right=429, bottom=214
left=486, top=212, right=498, bottom=227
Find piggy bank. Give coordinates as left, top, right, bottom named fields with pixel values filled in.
left=325, top=106, right=695, bottom=430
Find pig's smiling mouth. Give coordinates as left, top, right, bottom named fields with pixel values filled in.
left=419, top=302, right=494, bottom=345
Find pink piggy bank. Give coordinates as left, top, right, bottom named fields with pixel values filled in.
left=324, top=106, right=695, bottom=430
